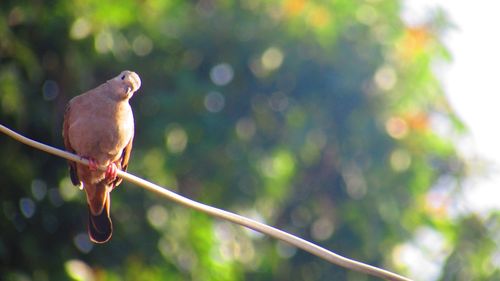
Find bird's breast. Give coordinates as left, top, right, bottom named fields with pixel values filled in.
left=69, top=100, right=133, bottom=164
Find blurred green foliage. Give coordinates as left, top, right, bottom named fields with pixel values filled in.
left=0, top=0, right=494, bottom=280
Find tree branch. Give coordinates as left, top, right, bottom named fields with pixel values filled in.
left=0, top=124, right=412, bottom=281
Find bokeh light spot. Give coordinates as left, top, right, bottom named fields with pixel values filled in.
left=204, top=91, right=225, bottom=113
left=210, top=63, right=234, bottom=86
left=73, top=233, right=93, bottom=254
left=276, top=241, right=297, bottom=258
left=235, top=117, right=256, bottom=140
left=165, top=125, right=188, bottom=154
left=64, top=259, right=95, bottom=281
left=260, top=151, right=295, bottom=179
left=19, top=198, right=35, bottom=218
left=7, top=6, right=25, bottom=27
left=31, top=179, right=47, bottom=201
left=0, top=71, right=22, bottom=115
left=268, top=92, right=288, bottom=112
left=147, top=204, right=169, bottom=229
left=70, top=18, right=91, bottom=40
left=42, top=80, right=59, bottom=101
left=59, top=177, right=79, bottom=201
left=374, top=65, right=397, bottom=91
left=261, top=47, right=284, bottom=71
left=132, top=35, right=153, bottom=56
left=159, top=236, right=181, bottom=263
left=311, top=217, right=334, bottom=241
left=390, top=149, right=412, bottom=172
left=342, top=164, right=367, bottom=199
left=386, top=117, right=409, bottom=139
left=94, top=30, right=114, bottom=54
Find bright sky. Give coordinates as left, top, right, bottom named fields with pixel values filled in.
left=399, top=1, right=500, bottom=279
left=403, top=0, right=500, bottom=213
left=437, top=1, right=500, bottom=214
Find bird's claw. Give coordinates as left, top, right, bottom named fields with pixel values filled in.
left=105, top=163, right=118, bottom=182
left=87, top=158, right=99, bottom=171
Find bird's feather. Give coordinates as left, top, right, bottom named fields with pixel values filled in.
left=62, top=70, right=141, bottom=243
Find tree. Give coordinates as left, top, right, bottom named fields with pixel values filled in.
left=0, top=1, right=490, bottom=280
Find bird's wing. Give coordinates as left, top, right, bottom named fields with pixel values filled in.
left=112, top=133, right=134, bottom=187
left=62, top=102, right=80, bottom=186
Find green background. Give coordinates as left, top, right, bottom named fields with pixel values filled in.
left=1, top=0, right=496, bottom=280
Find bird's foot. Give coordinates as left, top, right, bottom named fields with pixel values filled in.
left=105, top=163, right=118, bottom=182
left=86, top=158, right=99, bottom=171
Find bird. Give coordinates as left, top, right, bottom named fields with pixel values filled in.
left=62, top=70, right=141, bottom=243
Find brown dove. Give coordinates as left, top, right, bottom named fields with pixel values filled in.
left=62, top=70, right=141, bottom=243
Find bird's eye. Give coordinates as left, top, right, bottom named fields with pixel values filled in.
left=121, top=75, right=126, bottom=80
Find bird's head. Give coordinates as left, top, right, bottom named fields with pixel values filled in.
left=109, top=70, right=141, bottom=100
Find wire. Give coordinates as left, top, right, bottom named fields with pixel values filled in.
left=0, top=123, right=412, bottom=281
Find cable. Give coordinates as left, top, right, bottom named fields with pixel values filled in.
left=0, top=124, right=412, bottom=281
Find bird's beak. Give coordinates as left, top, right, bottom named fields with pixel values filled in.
left=129, top=72, right=141, bottom=93
left=124, top=85, right=135, bottom=99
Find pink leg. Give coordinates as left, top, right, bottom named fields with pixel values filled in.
left=105, top=162, right=118, bottom=181
left=86, top=158, right=99, bottom=171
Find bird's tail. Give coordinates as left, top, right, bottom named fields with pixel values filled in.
left=88, top=191, right=113, bottom=243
